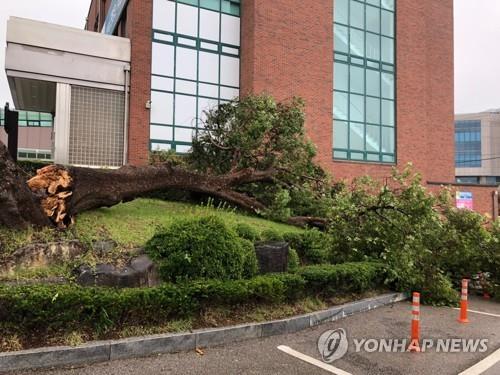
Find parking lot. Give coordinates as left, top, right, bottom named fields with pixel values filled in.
left=16, top=296, right=500, bottom=375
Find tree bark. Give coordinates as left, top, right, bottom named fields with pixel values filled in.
left=24, top=162, right=275, bottom=228
left=1, top=140, right=326, bottom=230
left=0, top=143, right=51, bottom=229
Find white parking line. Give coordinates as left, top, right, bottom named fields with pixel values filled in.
left=277, top=345, right=352, bottom=375
left=458, top=347, right=500, bottom=375
left=452, top=308, right=500, bottom=318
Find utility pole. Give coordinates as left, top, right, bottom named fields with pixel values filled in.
left=3, top=103, right=19, bottom=161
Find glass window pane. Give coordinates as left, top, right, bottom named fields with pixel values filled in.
left=381, top=10, right=394, bottom=37
left=381, top=99, right=394, bottom=126
left=334, top=121, right=349, bottom=149
left=179, top=0, right=198, bottom=5
left=334, top=150, right=348, bottom=159
left=350, top=28, right=365, bottom=57
left=334, top=0, right=349, bottom=25
left=200, top=0, right=220, bottom=11
left=366, top=125, right=381, bottom=152
left=221, top=0, right=239, bottom=16
left=367, top=0, right=381, bottom=8
left=350, top=65, right=365, bottom=94
left=382, top=154, right=395, bottom=163
left=381, top=72, right=394, bottom=99
left=381, top=36, right=394, bottom=63
left=381, top=0, right=394, bottom=11
left=350, top=94, right=365, bottom=122
left=366, top=33, right=380, bottom=60
left=351, top=152, right=364, bottom=161
left=366, top=69, right=380, bottom=97
left=382, top=127, right=395, bottom=153
left=27, top=112, right=39, bottom=120
left=350, top=0, right=365, bottom=29
left=334, top=62, right=349, bottom=91
left=366, top=6, right=380, bottom=34
left=366, top=97, right=380, bottom=124
left=334, top=25, right=349, bottom=54
left=350, top=122, right=365, bottom=151
left=334, top=91, right=349, bottom=120
left=335, top=53, right=349, bottom=62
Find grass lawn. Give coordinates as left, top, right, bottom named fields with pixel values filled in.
left=0, top=198, right=303, bottom=257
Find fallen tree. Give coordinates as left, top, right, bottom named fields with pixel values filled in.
left=1, top=96, right=330, bottom=230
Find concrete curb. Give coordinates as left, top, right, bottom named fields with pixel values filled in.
left=0, top=292, right=408, bottom=372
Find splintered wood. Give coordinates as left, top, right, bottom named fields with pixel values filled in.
left=27, top=165, right=73, bottom=227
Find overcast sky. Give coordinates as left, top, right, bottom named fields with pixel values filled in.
left=0, top=0, right=499, bottom=114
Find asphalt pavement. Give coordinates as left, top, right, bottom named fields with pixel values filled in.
left=14, top=296, right=500, bottom=375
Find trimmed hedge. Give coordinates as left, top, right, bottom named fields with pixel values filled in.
left=0, top=262, right=385, bottom=334
left=298, top=262, right=385, bottom=295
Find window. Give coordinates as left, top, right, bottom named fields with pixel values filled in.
left=0, top=109, right=53, bottom=127
left=333, top=0, right=395, bottom=163
left=150, top=0, right=240, bottom=152
left=455, top=120, right=481, bottom=168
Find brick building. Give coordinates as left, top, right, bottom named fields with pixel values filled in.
left=4, top=0, right=499, bottom=217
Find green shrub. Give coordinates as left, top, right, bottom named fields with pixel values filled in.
left=235, top=223, right=260, bottom=242
left=240, top=239, right=259, bottom=278
left=288, top=248, right=300, bottom=273
left=298, top=262, right=385, bottom=295
left=260, top=229, right=284, bottom=242
left=419, top=274, right=460, bottom=306
left=145, top=216, right=248, bottom=282
left=0, top=262, right=383, bottom=336
left=284, top=229, right=331, bottom=264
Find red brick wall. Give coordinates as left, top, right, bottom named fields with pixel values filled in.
left=241, top=0, right=334, bottom=171
left=241, top=0, right=455, bottom=184
left=428, top=184, right=499, bottom=219
left=127, top=0, right=153, bottom=165
left=396, top=0, right=455, bottom=183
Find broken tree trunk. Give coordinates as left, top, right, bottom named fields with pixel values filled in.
left=27, top=163, right=271, bottom=228
left=1, top=140, right=327, bottom=230
left=0, top=143, right=51, bottom=229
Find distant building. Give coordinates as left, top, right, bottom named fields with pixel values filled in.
left=0, top=108, right=53, bottom=160
left=455, top=109, right=500, bottom=186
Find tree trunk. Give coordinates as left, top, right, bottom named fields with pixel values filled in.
left=26, top=163, right=272, bottom=228
left=1, top=140, right=326, bottom=230
left=0, top=143, right=51, bottom=229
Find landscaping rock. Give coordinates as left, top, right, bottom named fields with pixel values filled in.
left=254, top=241, right=289, bottom=274
left=75, top=255, right=160, bottom=288
left=0, top=241, right=85, bottom=274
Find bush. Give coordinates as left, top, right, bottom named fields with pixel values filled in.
left=235, top=223, right=260, bottom=242
left=0, top=262, right=383, bottom=336
left=284, top=229, right=331, bottom=264
left=288, top=248, right=300, bottom=273
left=145, top=216, right=250, bottom=282
left=260, top=229, right=284, bottom=242
left=240, top=239, right=259, bottom=278
left=298, top=262, right=385, bottom=295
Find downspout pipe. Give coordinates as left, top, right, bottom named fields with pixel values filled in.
left=123, top=65, right=130, bottom=165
